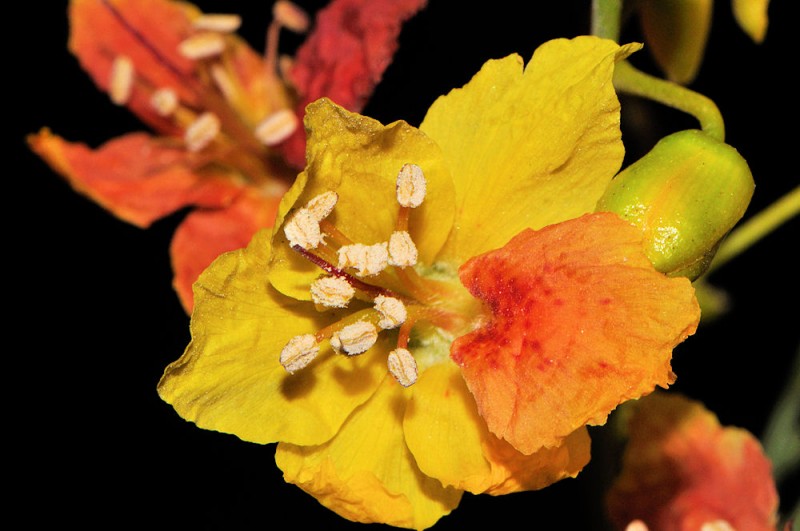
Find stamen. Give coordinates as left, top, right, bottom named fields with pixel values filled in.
left=396, top=163, right=426, bottom=208
left=387, top=348, right=418, bottom=387
left=178, top=32, right=226, bottom=60
left=192, top=14, right=242, bottom=33
left=624, top=521, right=649, bottom=531
left=150, top=88, right=178, bottom=116
left=284, top=208, right=323, bottom=249
left=278, top=55, right=295, bottom=81
left=254, top=109, right=299, bottom=146
left=338, top=243, right=389, bottom=277
left=330, top=321, right=378, bottom=355
left=306, top=191, right=338, bottom=221
left=280, top=334, right=319, bottom=373
left=210, top=64, right=238, bottom=102
left=374, top=295, right=407, bottom=329
left=184, top=112, right=221, bottom=151
left=310, top=276, right=354, bottom=308
left=273, top=1, right=310, bottom=33
left=388, top=231, right=418, bottom=267
left=109, top=56, right=134, bottom=105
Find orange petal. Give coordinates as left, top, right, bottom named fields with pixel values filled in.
left=170, top=187, right=284, bottom=312
left=69, top=0, right=201, bottom=135
left=451, top=212, right=700, bottom=454
left=29, top=128, right=243, bottom=227
left=606, top=392, right=780, bottom=531
left=279, top=0, right=428, bottom=168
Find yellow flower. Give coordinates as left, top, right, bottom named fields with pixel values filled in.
left=158, top=36, right=700, bottom=529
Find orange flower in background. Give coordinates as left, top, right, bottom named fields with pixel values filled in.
left=606, top=392, right=781, bottom=531
left=28, top=0, right=426, bottom=312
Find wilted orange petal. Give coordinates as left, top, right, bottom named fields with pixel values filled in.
left=279, top=0, right=428, bottom=168
left=451, top=212, right=700, bottom=454
left=69, top=0, right=200, bottom=135
left=29, top=129, right=243, bottom=227
left=606, top=392, right=780, bottom=531
left=170, top=187, right=285, bottom=312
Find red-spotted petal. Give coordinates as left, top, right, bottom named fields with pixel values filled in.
left=451, top=212, right=700, bottom=454
left=29, top=129, right=243, bottom=227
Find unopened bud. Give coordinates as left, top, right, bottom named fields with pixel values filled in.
left=596, top=130, right=754, bottom=280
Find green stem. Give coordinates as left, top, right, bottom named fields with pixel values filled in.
left=613, top=61, right=726, bottom=142
left=591, top=0, right=622, bottom=41
left=706, top=185, right=800, bottom=275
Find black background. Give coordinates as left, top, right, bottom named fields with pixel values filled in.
left=14, top=0, right=797, bottom=528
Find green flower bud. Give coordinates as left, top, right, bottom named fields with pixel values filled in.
left=596, top=129, right=754, bottom=280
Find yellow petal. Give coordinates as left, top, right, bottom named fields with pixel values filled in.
left=158, top=229, right=386, bottom=445
left=404, top=363, right=590, bottom=495
left=732, top=0, right=770, bottom=43
left=269, top=99, right=455, bottom=300
left=420, top=36, right=638, bottom=263
left=276, top=376, right=462, bottom=530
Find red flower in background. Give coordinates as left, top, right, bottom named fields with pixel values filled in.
left=29, top=0, right=426, bottom=311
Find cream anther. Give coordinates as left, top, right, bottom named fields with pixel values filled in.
left=178, top=32, right=226, bottom=59
left=280, top=334, right=319, bottom=373
left=284, top=208, right=323, bottom=249
left=374, top=295, right=407, bottom=329
left=109, top=56, right=134, bottom=105
left=306, top=191, right=338, bottom=221
left=338, top=243, right=389, bottom=277
left=396, top=163, right=426, bottom=208
left=387, top=348, right=418, bottom=387
left=310, top=276, right=354, bottom=308
left=255, top=109, right=298, bottom=146
left=388, top=231, right=418, bottom=267
left=192, top=14, right=242, bottom=33
left=624, top=521, right=649, bottom=531
left=330, top=322, right=378, bottom=355
left=150, top=88, right=178, bottom=116
left=273, top=1, right=310, bottom=33
left=184, top=112, right=221, bottom=152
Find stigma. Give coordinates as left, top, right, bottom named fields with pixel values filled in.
left=279, top=164, right=448, bottom=387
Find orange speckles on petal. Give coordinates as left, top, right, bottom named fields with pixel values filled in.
left=451, top=212, right=700, bottom=454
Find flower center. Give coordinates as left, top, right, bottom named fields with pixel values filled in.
left=101, top=0, right=307, bottom=189
left=279, top=164, right=480, bottom=387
